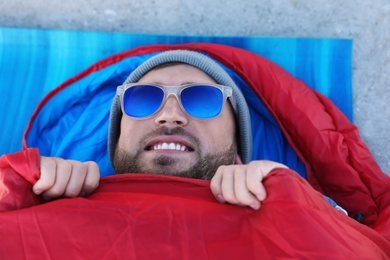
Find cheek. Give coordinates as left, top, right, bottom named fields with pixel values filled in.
left=216, top=121, right=235, bottom=143
left=118, top=117, right=143, bottom=150
left=200, top=117, right=236, bottom=150
left=216, top=106, right=236, bottom=140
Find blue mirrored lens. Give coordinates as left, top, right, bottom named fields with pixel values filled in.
left=181, top=85, right=223, bottom=118
left=123, top=85, right=164, bottom=117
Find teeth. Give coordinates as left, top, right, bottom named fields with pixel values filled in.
left=152, top=142, right=189, bottom=151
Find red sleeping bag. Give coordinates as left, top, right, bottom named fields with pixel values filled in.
left=0, top=43, right=389, bottom=259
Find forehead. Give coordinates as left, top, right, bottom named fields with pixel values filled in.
left=137, top=63, right=217, bottom=85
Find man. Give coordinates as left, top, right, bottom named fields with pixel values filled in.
left=33, top=50, right=287, bottom=210
left=2, top=45, right=389, bottom=258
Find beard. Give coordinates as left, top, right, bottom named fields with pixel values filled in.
left=113, top=127, right=237, bottom=180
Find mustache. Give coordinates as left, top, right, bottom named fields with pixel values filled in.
left=142, top=126, right=200, bottom=145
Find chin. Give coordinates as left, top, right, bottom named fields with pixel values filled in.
left=148, top=165, right=190, bottom=176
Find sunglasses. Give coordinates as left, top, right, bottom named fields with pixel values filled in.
left=116, top=83, right=234, bottom=119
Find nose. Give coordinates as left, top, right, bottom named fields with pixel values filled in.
left=154, top=96, right=189, bottom=126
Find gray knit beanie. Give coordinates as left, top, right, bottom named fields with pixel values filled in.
left=108, top=50, right=252, bottom=167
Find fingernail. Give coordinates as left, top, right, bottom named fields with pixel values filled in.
left=33, top=188, right=42, bottom=195
left=216, top=194, right=225, bottom=204
left=250, top=203, right=260, bottom=210
left=257, top=194, right=266, bottom=201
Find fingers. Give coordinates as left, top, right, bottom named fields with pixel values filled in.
left=211, top=165, right=262, bottom=210
left=33, top=157, right=100, bottom=200
left=246, top=162, right=267, bottom=201
left=63, top=160, right=88, bottom=198
left=63, top=161, right=100, bottom=198
left=233, top=167, right=261, bottom=210
left=33, top=157, right=70, bottom=198
left=245, top=160, right=287, bottom=202
left=81, top=161, right=100, bottom=196
left=210, top=160, right=288, bottom=210
left=210, top=166, right=227, bottom=204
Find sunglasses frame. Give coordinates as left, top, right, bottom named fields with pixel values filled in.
left=116, top=83, right=235, bottom=119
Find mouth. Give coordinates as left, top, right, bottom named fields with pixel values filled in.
left=147, top=142, right=194, bottom=152
left=145, top=137, right=195, bottom=152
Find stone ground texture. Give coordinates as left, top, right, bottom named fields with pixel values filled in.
left=0, top=0, right=389, bottom=174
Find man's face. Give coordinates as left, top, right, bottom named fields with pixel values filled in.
left=113, top=64, right=238, bottom=179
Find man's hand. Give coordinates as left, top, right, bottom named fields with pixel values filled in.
left=210, top=160, right=288, bottom=210
left=32, top=156, right=100, bottom=201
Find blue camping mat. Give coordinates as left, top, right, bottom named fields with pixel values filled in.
left=0, top=27, right=352, bottom=158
